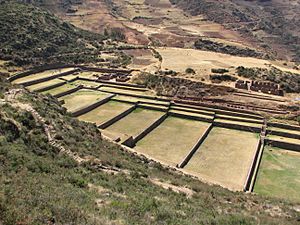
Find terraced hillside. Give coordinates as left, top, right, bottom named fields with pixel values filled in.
left=10, top=66, right=300, bottom=200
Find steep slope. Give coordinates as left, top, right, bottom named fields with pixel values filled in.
left=170, top=0, right=300, bottom=62
left=0, top=73, right=300, bottom=224
left=0, top=1, right=117, bottom=67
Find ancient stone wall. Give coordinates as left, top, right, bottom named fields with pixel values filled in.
left=71, top=94, right=115, bottom=117
left=265, top=139, right=300, bottom=152
left=178, top=124, right=214, bottom=168
left=34, top=81, right=67, bottom=93
left=133, top=113, right=169, bottom=145
left=213, top=120, right=261, bottom=133
left=53, top=85, right=83, bottom=98
left=98, top=104, right=137, bottom=129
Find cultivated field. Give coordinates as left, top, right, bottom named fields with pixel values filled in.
left=26, top=79, right=65, bottom=91
left=12, top=67, right=75, bottom=84
left=105, top=108, right=164, bottom=138
left=135, top=116, right=211, bottom=166
left=184, top=127, right=259, bottom=190
left=59, top=89, right=110, bottom=112
left=254, top=146, right=300, bottom=202
left=42, top=83, right=76, bottom=96
left=78, top=100, right=133, bottom=126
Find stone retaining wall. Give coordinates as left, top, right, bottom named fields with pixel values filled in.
left=213, top=121, right=261, bottom=133
left=175, top=102, right=263, bottom=120
left=53, top=85, right=83, bottom=98
left=138, top=104, right=168, bottom=112
left=169, top=111, right=213, bottom=123
left=265, top=139, right=300, bottom=152
left=98, top=104, right=137, bottom=129
left=267, top=130, right=300, bottom=140
left=19, top=68, right=80, bottom=87
left=79, top=66, right=133, bottom=74
left=243, top=139, right=264, bottom=192
left=72, top=94, right=115, bottom=117
left=175, top=100, right=262, bottom=117
left=215, top=114, right=263, bottom=125
left=34, top=81, right=67, bottom=93
left=178, top=124, right=213, bottom=168
left=268, top=122, right=300, bottom=131
left=132, top=113, right=169, bottom=146
left=7, top=63, right=74, bottom=82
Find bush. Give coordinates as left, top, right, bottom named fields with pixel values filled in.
left=185, top=68, right=196, bottom=74
left=211, top=68, right=229, bottom=74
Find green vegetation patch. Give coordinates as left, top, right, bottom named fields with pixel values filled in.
left=254, top=146, right=300, bottom=202
left=0, top=2, right=107, bottom=66
left=135, top=117, right=210, bottom=166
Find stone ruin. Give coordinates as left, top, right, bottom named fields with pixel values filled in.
left=235, top=80, right=284, bottom=96
left=99, top=73, right=130, bottom=82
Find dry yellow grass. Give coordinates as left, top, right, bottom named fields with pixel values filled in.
left=157, top=47, right=300, bottom=77
left=184, top=127, right=259, bottom=191
left=135, top=116, right=211, bottom=166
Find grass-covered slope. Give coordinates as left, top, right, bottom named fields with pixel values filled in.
left=0, top=1, right=106, bottom=66
left=0, top=78, right=300, bottom=224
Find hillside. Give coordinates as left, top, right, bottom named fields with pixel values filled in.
left=0, top=1, right=127, bottom=68
left=170, top=0, right=300, bottom=62
left=1, top=72, right=300, bottom=225
left=1, top=1, right=300, bottom=224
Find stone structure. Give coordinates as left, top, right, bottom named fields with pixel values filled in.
left=235, top=79, right=284, bottom=96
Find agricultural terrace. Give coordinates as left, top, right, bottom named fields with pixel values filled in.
left=26, top=79, right=65, bottom=91
left=11, top=67, right=76, bottom=84
left=135, top=117, right=211, bottom=166
left=58, top=89, right=110, bottom=112
left=10, top=66, right=300, bottom=197
left=78, top=100, right=133, bottom=126
left=254, top=146, right=300, bottom=202
left=42, top=83, right=77, bottom=96
left=105, top=108, right=164, bottom=139
left=184, top=127, right=259, bottom=190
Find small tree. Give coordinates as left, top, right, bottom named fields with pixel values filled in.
left=185, top=68, right=195, bottom=74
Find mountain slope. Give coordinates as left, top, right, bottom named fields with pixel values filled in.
left=170, top=0, right=300, bottom=62
left=0, top=75, right=299, bottom=224
left=0, top=1, right=108, bottom=67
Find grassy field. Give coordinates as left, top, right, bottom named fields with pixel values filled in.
left=59, top=89, right=110, bottom=112
left=267, top=135, right=300, bottom=145
left=254, top=146, right=300, bottom=202
left=78, top=100, right=133, bottom=125
left=184, top=127, right=259, bottom=190
left=42, top=83, right=76, bottom=96
left=106, top=108, right=164, bottom=138
left=12, top=68, right=75, bottom=84
left=135, top=116, right=211, bottom=166
left=26, top=79, right=65, bottom=91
